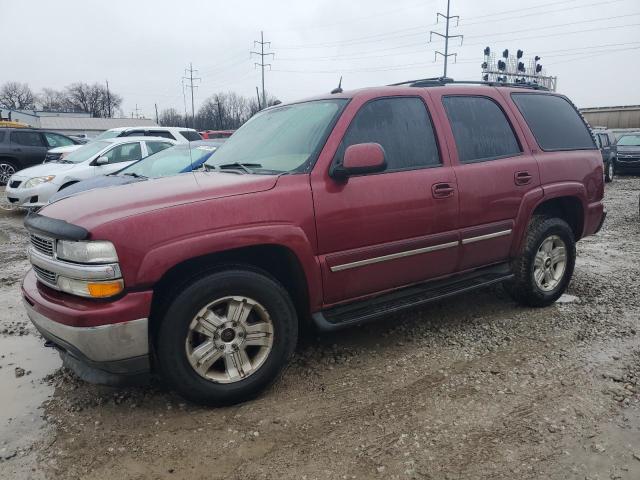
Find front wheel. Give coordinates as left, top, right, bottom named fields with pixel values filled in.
left=0, top=160, right=17, bottom=186
left=155, top=268, right=298, bottom=405
left=604, top=160, right=615, bottom=183
left=504, top=216, right=576, bottom=307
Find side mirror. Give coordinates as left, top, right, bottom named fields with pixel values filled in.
left=95, top=156, right=109, bottom=165
left=330, top=142, right=386, bottom=180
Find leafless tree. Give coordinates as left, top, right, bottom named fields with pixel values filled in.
left=0, top=81, right=36, bottom=109
left=158, top=108, right=186, bottom=127
left=38, top=88, right=70, bottom=111
left=64, top=83, right=122, bottom=117
left=195, top=91, right=280, bottom=131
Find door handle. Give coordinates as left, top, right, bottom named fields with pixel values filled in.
left=514, top=171, right=532, bottom=185
left=13, top=148, right=22, bottom=152
left=432, top=182, right=455, bottom=199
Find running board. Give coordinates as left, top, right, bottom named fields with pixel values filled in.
left=312, top=263, right=513, bottom=331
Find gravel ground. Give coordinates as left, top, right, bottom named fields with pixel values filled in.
left=0, top=178, right=639, bottom=480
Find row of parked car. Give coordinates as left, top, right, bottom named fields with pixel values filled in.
left=592, top=127, right=640, bottom=182
left=2, top=126, right=224, bottom=209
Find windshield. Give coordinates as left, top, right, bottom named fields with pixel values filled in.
left=63, top=141, right=112, bottom=163
left=617, top=134, right=640, bottom=146
left=204, top=99, right=347, bottom=173
left=93, top=130, right=121, bottom=141
left=118, top=143, right=219, bottom=177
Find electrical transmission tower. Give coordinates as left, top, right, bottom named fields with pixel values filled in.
left=251, top=31, right=274, bottom=109
left=430, top=0, right=463, bottom=78
left=182, top=63, right=200, bottom=128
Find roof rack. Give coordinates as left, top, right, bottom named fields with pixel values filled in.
left=389, top=77, right=549, bottom=91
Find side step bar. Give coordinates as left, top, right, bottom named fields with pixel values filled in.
left=312, top=263, right=513, bottom=331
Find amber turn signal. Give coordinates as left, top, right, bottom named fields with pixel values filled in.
left=87, top=280, right=124, bottom=298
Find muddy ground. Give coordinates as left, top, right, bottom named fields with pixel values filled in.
left=1, top=178, right=639, bottom=480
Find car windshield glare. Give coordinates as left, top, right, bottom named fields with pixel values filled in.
left=119, top=144, right=217, bottom=178
left=63, top=141, right=112, bottom=163
left=617, top=134, right=640, bottom=146
left=204, top=99, right=347, bottom=173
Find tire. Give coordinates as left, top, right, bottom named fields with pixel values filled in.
left=0, top=159, right=18, bottom=186
left=155, top=268, right=298, bottom=406
left=604, top=160, right=614, bottom=183
left=504, top=215, right=576, bottom=308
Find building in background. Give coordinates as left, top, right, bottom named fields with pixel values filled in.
left=0, top=109, right=156, bottom=138
left=580, top=105, right=640, bottom=130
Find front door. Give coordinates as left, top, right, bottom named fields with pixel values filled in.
left=432, top=91, right=541, bottom=271
left=96, top=141, right=145, bottom=176
left=311, top=95, right=459, bottom=306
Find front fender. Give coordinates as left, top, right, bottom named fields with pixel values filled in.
left=135, top=223, right=323, bottom=309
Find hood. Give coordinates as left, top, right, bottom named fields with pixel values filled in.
left=616, top=145, right=640, bottom=153
left=39, top=172, right=278, bottom=231
left=48, top=174, right=140, bottom=204
left=11, top=162, right=79, bottom=180
left=49, top=145, right=82, bottom=154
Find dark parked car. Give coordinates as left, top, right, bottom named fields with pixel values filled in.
left=47, top=140, right=224, bottom=203
left=615, top=133, right=640, bottom=173
left=0, top=128, right=81, bottom=184
left=593, top=129, right=617, bottom=182
left=22, top=80, right=605, bottom=405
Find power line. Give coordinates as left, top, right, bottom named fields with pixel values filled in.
left=251, top=31, right=274, bottom=109
left=182, top=63, right=200, bottom=128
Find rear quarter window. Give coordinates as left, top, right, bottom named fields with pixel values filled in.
left=180, top=130, right=203, bottom=141
left=511, top=93, right=596, bottom=151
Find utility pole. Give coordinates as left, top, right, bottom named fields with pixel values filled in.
left=155, top=103, right=159, bottom=124
left=182, top=63, right=200, bottom=128
left=430, top=0, right=463, bottom=78
left=255, top=87, right=261, bottom=111
left=251, top=31, right=274, bottom=109
left=181, top=79, right=188, bottom=127
left=134, top=104, right=140, bottom=119
left=105, top=80, right=112, bottom=118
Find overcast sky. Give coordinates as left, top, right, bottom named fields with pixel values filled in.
left=2, top=0, right=639, bottom=118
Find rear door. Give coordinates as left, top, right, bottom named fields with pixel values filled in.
left=432, top=90, right=541, bottom=271
left=9, top=130, right=48, bottom=167
left=311, top=94, right=459, bottom=305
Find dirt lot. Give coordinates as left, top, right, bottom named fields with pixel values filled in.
left=1, top=178, right=639, bottom=480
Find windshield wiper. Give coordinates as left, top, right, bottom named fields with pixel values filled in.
left=217, top=162, right=262, bottom=174
left=120, top=172, right=147, bottom=179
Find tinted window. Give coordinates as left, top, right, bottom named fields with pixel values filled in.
left=11, top=131, right=44, bottom=147
left=43, top=132, right=75, bottom=147
left=180, top=130, right=202, bottom=141
left=104, top=142, right=143, bottom=163
left=122, top=130, right=145, bottom=137
left=443, top=96, right=521, bottom=163
left=512, top=94, right=595, bottom=151
left=145, top=141, right=173, bottom=155
left=336, top=97, right=440, bottom=171
left=148, top=131, right=176, bottom=140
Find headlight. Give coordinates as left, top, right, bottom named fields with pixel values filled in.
left=56, top=240, right=118, bottom=264
left=24, top=175, right=56, bottom=188
left=57, top=276, right=124, bottom=298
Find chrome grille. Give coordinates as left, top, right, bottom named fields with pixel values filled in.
left=30, top=234, right=55, bottom=257
left=33, top=265, right=57, bottom=285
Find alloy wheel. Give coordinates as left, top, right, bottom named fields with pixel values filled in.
left=0, top=163, right=16, bottom=185
left=185, top=296, right=274, bottom=384
left=533, top=235, right=567, bottom=292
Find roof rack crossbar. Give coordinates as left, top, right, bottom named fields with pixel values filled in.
left=388, top=77, right=549, bottom=91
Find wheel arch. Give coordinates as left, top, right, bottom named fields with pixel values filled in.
left=148, top=243, right=312, bottom=341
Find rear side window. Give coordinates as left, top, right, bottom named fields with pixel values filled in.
left=146, top=141, right=173, bottom=155
left=598, top=134, right=610, bottom=147
left=11, top=131, right=44, bottom=147
left=336, top=97, right=440, bottom=171
left=180, top=130, right=202, bottom=141
left=148, top=130, right=176, bottom=140
left=443, top=96, right=521, bottom=163
left=512, top=94, right=595, bottom=151
left=121, top=130, right=144, bottom=137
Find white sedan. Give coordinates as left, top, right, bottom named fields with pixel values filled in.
left=5, top=136, right=175, bottom=209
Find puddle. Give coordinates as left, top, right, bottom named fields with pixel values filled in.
left=0, top=334, right=61, bottom=458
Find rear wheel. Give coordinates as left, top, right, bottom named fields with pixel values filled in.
left=604, top=159, right=615, bottom=183
left=0, top=160, right=17, bottom=186
left=504, top=216, right=576, bottom=307
left=155, top=268, right=298, bottom=405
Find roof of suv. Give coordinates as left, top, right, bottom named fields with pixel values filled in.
left=108, top=126, right=198, bottom=132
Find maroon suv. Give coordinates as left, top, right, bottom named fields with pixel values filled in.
left=22, top=80, right=605, bottom=405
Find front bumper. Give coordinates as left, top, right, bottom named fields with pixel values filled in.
left=5, top=180, right=60, bottom=208
left=22, top=269, right=152, bottom=385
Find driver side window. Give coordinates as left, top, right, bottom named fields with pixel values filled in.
left=104, top=142, right=143, bottom=163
